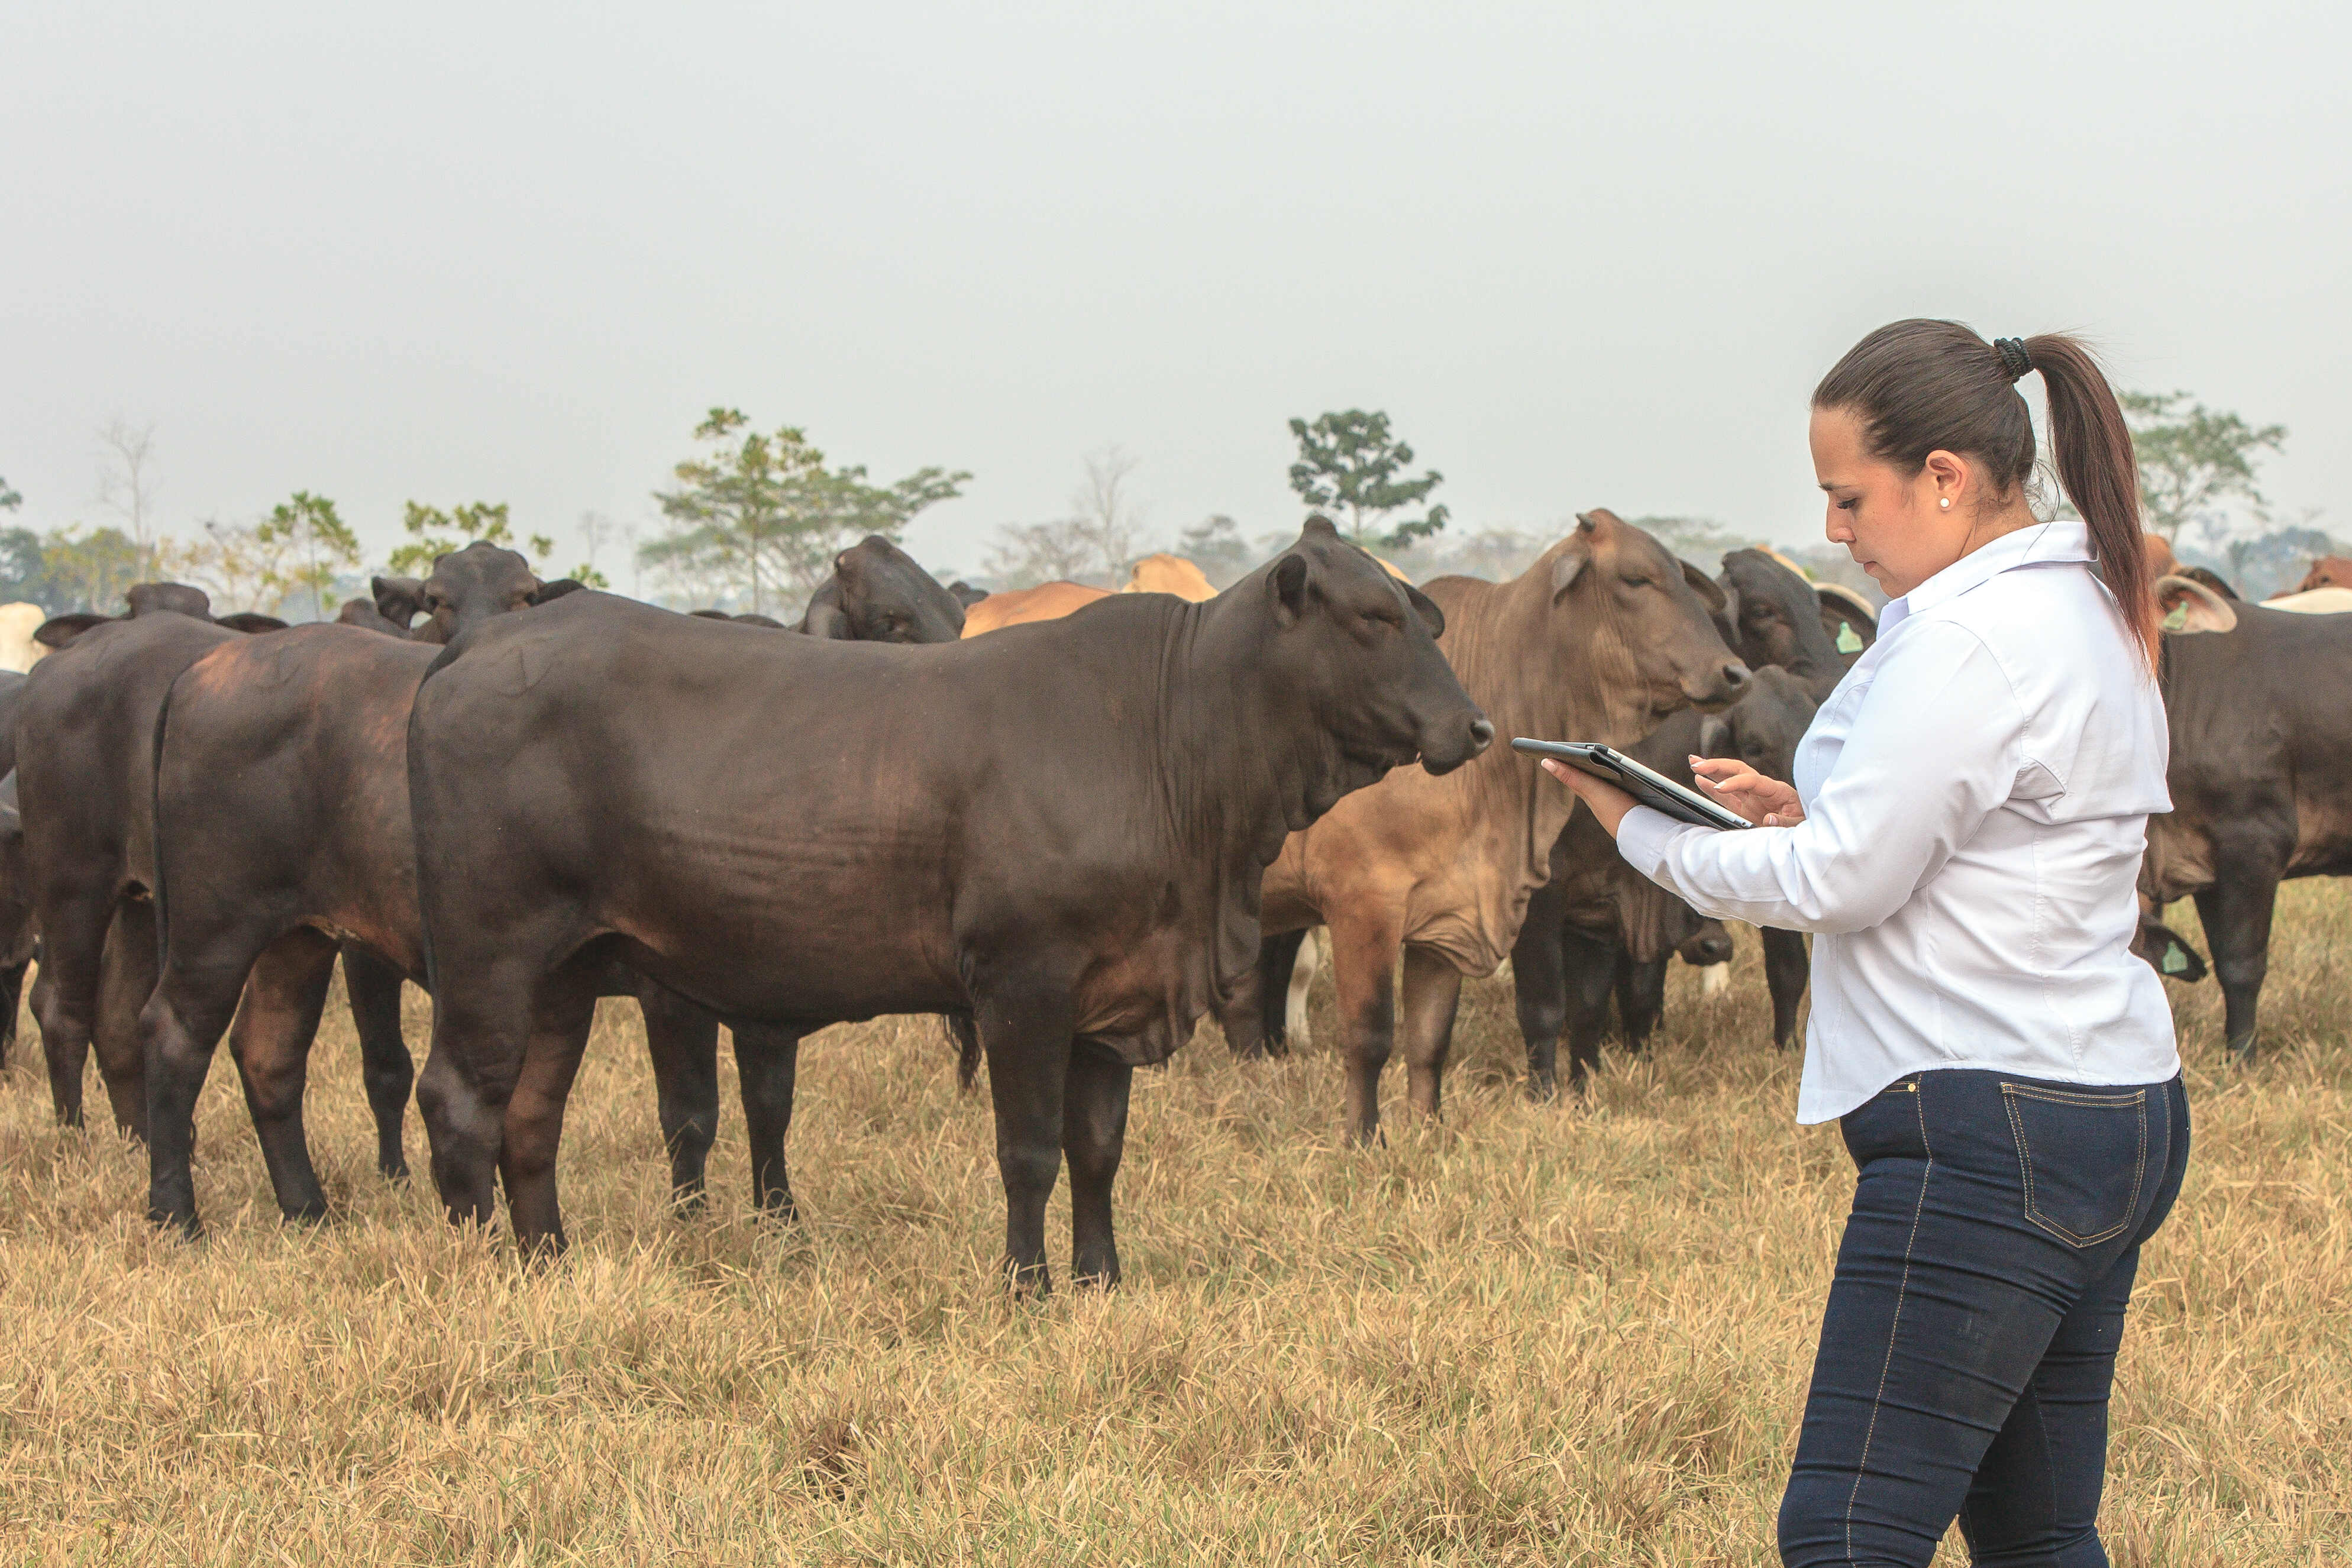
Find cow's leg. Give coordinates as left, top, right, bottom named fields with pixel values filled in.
left=340, top=945, right=415, bottom=1179
left=92, top=903, right=156, bottom=1140
left=1064, top=1041, right=1132, bottom=1288
left=1326, top=909, right=1407, bottom=1145
left=635, top=980, right=722, bottom=1208
left=1614, top=952, right=1668, bottom=1053
left=0, top=955, right=28, bottom=1071
left=221, top=930, right=341, bottom=1226
left=1257, top=929, right=1310, bottom=1058
left=141, top=922, right=299, bottom=1234
left=1285, top=927, right=1322, bottom=1050
left=1560, top=926, right=1618, bottom=1092
left=731, top=1020, right=803, bottom=1217
left=1511, top=884, right=1569, bottom=1101
left=416, top=963, right=536, bottom=1232
left=1399, top=944, right=1465, bottom=1121
left=2193, top=855, right=2285, bottom=1062
left=1761, top=927, right=1810, bottom=1049
left=974, top=979, right=1076, bottom=1294
left=497, top=965, right=602, bottom=1257
left=31, top=888, right=113, bottom=1128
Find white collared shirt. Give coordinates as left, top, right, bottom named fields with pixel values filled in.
left=1615, top=519, right=2179, bottom=1123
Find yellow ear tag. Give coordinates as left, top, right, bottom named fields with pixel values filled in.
left=2161, top=604, right=2188, bottom=632
left=1835, top=623, right=1863, bottom=652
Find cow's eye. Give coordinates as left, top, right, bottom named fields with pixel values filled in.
left=1619, top=573, right=1650, bottom=588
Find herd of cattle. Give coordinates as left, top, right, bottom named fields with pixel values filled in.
left=0, top=513, right=2332, bottom=1289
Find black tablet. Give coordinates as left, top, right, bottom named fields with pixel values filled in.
left=1510, top=739, right=1753, bottom=831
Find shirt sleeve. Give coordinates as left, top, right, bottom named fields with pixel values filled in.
left=1613, top=620, right=2030, bottom=935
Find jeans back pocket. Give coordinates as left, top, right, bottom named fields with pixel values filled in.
left=2000, top=1083, right=2149, bottom=1247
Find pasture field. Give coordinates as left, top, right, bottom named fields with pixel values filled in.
left=1, top=891, right=2348, bottom=1565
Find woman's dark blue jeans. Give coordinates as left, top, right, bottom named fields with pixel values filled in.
left=1778, top=1068, right=2191, bottom=1567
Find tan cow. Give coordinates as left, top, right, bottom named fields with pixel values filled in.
left=1120, top=554, right=1217, bottom=600
left=2296, top=555, right=2352, bottom=593
left=2144, top=534, right=2180, bottom=580
left=0, top=603, right=50, bottom=674
left=959, top=581, right=1113, bottom=637
left=1250, top=508, right=1750, bottom=1142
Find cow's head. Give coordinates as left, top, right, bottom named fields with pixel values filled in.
left=1697, top=665, right=1817, bottom=785
left=412, top=542, right=572, bottom=645
left=1718, top=548, right=1843, bottom=683
left=370, top=575, right=429, bottom=632
left=34, top=579, right=285, bottom=648
left=2298, top=556, right=2352, bottom=594
left=1547, top=510, right=1749, bottom=723
left=1254, top=516, right=1491, bottom=781
left=2154, top=574, right=2237, bottom=637
left=2133, top=904, right=2207, bottom=983
left=803, top=535, right=965, bottom=644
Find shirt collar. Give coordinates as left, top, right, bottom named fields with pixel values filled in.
left=1876, top=517, right=2093, bottom=638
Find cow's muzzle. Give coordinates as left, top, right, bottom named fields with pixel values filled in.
left=1419, top=712, right=1494, bottom=776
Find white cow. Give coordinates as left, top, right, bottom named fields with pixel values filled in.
left=0, top=603, right=49, bottom=674
left=2261, top=587, right=2352, bottom=615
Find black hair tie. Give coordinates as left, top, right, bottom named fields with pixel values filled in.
left=1994, top=337, right=2034, bottom=382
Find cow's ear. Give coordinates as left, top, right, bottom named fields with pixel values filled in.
left=528, top=578, right=585, bottom=606
left=1697, top=715, right=1731, bottom=759
left=1269, top=553, right=1310, bottom=624
left=34, top=613, right=110, bottom=649
left=1679, top=559, right=1727, bottom=615
left=372, top=576, right=427, bottom=626
left=802, top=602, right=853, bottom=639
left=217, top=613, right=288, bottom=635
left=1402, top=581, right=1445, bottom=639
left=1550, top=532, right=1591, bottom=600
left=2154, top=574, right=2237, bottom=635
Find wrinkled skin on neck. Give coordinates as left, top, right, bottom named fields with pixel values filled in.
left=800, top=535, right=967, bottom=643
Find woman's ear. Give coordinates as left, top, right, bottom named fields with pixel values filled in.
left=1922, top=448, right=1969, bottom=509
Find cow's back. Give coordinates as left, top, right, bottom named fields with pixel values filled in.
left=961, top=581, right=1112, bottom=636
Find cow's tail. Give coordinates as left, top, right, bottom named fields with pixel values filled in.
left=942, top=1012, right=981, bottom=1092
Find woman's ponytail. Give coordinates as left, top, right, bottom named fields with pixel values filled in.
left=1814, top=319, right=2156, bottom=673
left=2024, top=334, right=2156, bottom=670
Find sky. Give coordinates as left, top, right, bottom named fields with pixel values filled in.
left=4, top=1, right=2345, bottom=589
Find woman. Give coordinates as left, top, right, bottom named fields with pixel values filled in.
left=1547, top=321, right=2189, bottom=1567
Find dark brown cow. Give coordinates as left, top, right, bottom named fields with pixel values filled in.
left=800, top=535, right=967, bottom=642
left=1814, top=582, right=1879, bottom=665
left=1718, top=548, right=1847, bottom=700
left=2140, top=573, right=2352, bottom=1059
left=405, top=519, right=1490, bottom=1283
left=1242, top=509, right=1747, bottom=1142
left=18, top=612, right=256, bottom=1130
left=33, top=581, right=286, bottom=649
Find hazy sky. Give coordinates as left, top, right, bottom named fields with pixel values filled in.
left=5, top=2, right=2345, bottom=585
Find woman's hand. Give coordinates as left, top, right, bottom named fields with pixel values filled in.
left=1537, top=758, right=1641, bottom=838
left=1688, top=756, right=1805, bottom=827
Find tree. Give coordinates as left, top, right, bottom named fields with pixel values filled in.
left=1178, top=514, right=1254, bottom=587
left=984, top=519, right=1099, bottom=589
left=39, top=526, right=146, bottom=614
left=95, top=417, right=163, bottom=575
left=645, top=409, right=969, bottom=616
left=1285, top=409, right=1449, bottom=548
left=0, top=476, right=20, bottom=512
left=167, top=518, right=298, bottom=614
left=1070, top=445, right=1145, bottom=578
left=2125, top=391, right=2286, bottom=541
left=390, top=500, right=555, bottom=576
left=258, top=491, right=361, bottom=621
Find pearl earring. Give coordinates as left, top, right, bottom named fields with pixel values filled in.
left=1940, top=497, right=1952, bottom=509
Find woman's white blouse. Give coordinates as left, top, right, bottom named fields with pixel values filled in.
left=1614, top=519, right=2180, bottom=1123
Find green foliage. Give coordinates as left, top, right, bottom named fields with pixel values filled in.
left=35, top=526, right=146, bottom=615
left=258, top=491, right=361, bottom=621
left=1285, top=409, right=1449, bottom=548
left=647, top=409, right=968, bottom=615
left=2125, top=391, right=2287, bottom=541
left=0, top=476, right=20, bottom=512
left=389, top=500, right=549, bottom=576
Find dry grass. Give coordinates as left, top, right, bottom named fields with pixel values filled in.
left=2, top=887, right=2350, bottom=1565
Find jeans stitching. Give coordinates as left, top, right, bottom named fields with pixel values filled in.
left=2001, top=1084, right=2148, bottom=1247
left=1846, top=1080, right=1934, bottom=1559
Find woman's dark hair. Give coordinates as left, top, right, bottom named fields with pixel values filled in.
left=1813, top=319, right=2154, bottom=668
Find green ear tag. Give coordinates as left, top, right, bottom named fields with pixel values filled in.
left=2162, top=942, right=2188, bottom=974
left=2162, top=604, right=2188, bottom=632
left=1836, top=623, right=1863, bottom=652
